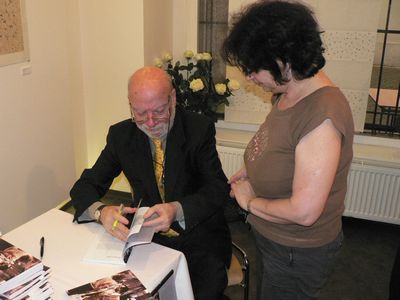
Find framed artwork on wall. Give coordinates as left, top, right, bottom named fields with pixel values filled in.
left=0, top=0, right=29, bottom=67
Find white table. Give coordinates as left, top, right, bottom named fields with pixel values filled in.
left=3, top=209, right=194, bottom=300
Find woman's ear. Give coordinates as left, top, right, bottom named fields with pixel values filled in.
left=282, top=63, right=292, bottom=81
left=276, top=60, right=292, bottom=82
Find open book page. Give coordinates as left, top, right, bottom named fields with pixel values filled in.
left=83, top=227, right=125, bottom=265
left=123, top=207, right=155, bottom=263
left=66, top=269, right=155, bottom=300
left=84, top=207, right=156, bottom=265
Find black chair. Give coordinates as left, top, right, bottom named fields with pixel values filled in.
left=226, top=242, right=250, bottom=300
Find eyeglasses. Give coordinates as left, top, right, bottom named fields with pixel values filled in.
left=243, top=66, right=257, bottom=76
left=130, top=95, right=171, bottom=125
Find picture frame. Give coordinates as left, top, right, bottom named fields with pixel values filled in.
left=0, top=0, right=29, bottom=67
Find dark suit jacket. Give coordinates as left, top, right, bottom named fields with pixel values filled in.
left=70, top=107, right=231, bottom=266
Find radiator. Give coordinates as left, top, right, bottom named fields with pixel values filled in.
left=217, top=145, right=400, bottom=225
left=217, top=145, right=245, bottom=178
left=344, top=161, right=400, bottom=224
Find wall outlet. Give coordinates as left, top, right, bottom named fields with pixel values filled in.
left=21, top=65, right=32, bottom=76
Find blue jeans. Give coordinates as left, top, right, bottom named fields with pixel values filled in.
left=253, top=229, right=343, bottom=300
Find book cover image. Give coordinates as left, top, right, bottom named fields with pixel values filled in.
left=0, top=239, right=42, bottom=288
left=67, top=270, right=158, bottom=300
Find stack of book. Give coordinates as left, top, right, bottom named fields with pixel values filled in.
left=0, top=239, right=53, bottom=300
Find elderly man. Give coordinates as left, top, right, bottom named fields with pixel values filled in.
left=70, top=66, right=231, bottom=299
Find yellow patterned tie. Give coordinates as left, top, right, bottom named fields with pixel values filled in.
left=152, top=138, right=165, bottom=201
left=152, top=139, right=179, bottom=238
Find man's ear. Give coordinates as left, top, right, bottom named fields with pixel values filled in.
left=170, top=88, right=177, bottom=106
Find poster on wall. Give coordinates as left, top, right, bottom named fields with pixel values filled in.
left=0, top=0, right=29, bottom=67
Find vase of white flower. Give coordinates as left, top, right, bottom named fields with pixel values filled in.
left=154, top=51, right=240, bottom=122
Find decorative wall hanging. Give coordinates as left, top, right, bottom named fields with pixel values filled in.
left=0, top=0, right=29, bottom=67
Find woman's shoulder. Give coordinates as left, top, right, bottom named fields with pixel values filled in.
left=291, top=86, right=353, bottom=142
left=304, top=86, right=349, bottom=112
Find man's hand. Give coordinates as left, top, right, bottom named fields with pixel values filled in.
left=100, top=205, right=136, bottom=241
left=142, top=203, right=177, bottom=233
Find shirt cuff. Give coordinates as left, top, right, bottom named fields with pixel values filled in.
left=171, top=201, right=186, bottom=230
left=79, top=201, right=104, bottom=221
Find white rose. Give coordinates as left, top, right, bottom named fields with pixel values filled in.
left=184, top=50, right=194, bottom=59
left=194, top=53, right=203, bottom=61
left=153, top=57, right=163, bottom=68
left=215, top=83, right=227, bottom=95
left=227, top=79, right=240, bottom=91
left=162, top=52, right=173, bottom=62
left=189, top=79, right=205, bottom=92
left=202, top=52, right=212, bottom=61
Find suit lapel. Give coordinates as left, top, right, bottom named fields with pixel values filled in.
left=164, top=109, right=186, bottom=200
left=131, top=127, right=160, bottom=206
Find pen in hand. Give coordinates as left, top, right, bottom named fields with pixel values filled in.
left=112, top=204, right=125, bottom=231
left=40, top=236, right=45, bottom=260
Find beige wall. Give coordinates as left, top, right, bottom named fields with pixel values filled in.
left=0, top=0, right=147, bottom=232
left=172, top=0, right=198, bottom=61
left=144, top=0, right=173, bottom=66
left=0, top=0, right=80, bottom=233
left=143, top=0, right=198, bottom=64
left=79, top=1, right=145, bottom=192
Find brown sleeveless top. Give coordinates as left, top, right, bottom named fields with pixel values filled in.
left=245, top=87, right=354, bottom=247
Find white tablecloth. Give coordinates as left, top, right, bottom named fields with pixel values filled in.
left=3, top=209, right=194, bottom=300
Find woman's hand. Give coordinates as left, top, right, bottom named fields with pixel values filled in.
left=230, top=178, right=256, bottom=211
left=228, top=167, right=248, bottom=184
left=229, top=167, right=249, bottom=198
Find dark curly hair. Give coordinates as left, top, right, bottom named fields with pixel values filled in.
left=222, top=0, right=325, bottom=84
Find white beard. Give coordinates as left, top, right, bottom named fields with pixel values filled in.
left=137, top=106, right=176, bottom=139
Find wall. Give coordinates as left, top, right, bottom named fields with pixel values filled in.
left=0, top=0, right=148, bottom=231
left=78, top=1, right=145, bottom=192
left=143, top=0, right=173, bottom=66
left=0, top=0, right=80, bottom=233
left=172, top=0, right=198, bottom=61
left=68, top=1, right=87, bottom=179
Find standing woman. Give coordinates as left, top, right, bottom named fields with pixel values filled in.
left=222, top=1, right=354, bottom=299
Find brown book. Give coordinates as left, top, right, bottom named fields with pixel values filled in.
left=66, top=269, right=157, bottom=300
